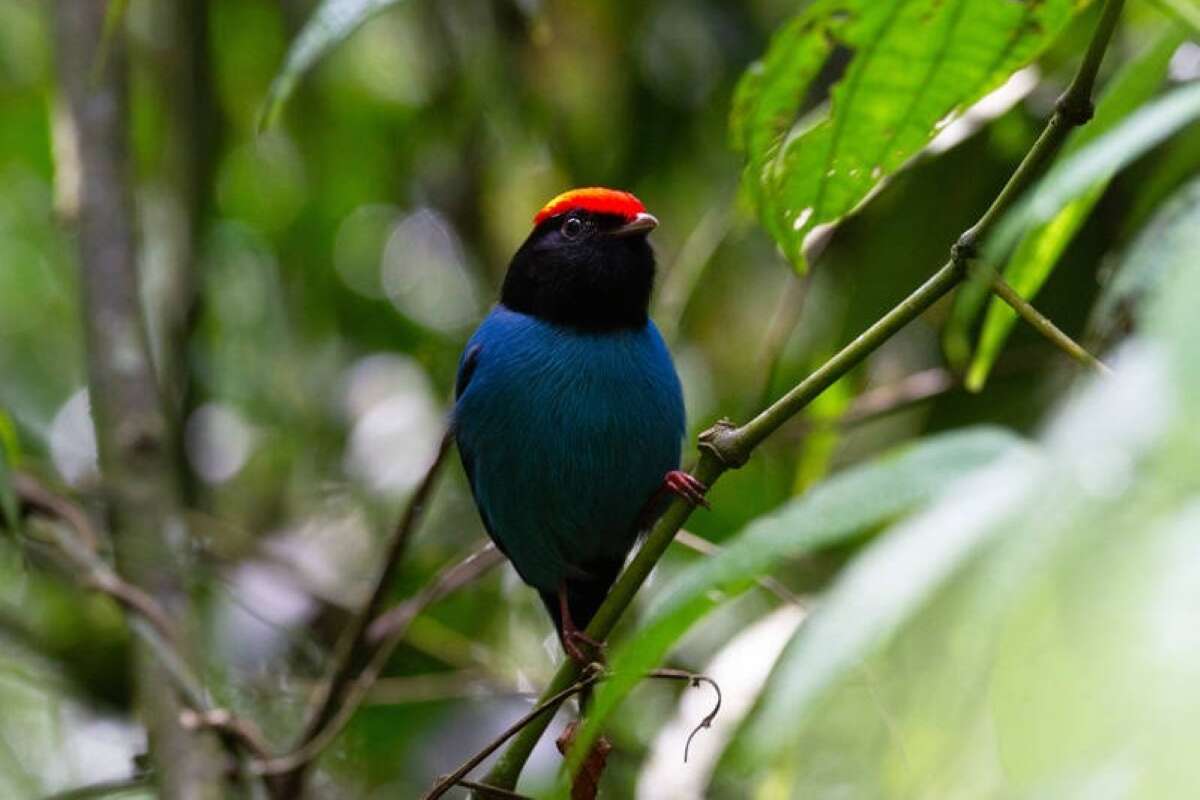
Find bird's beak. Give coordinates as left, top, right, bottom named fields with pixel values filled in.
left=609, top=212, right=658, bottom=238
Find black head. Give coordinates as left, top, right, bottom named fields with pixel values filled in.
left=501, top=194, right=658, bottom=332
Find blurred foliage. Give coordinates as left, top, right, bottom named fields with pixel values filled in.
left=0, top=0, right=1196, bottom=798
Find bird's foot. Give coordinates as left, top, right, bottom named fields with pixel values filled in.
left=663, top=470, right=710, bottom=509
left=563, top=626, right=606, bottom=667
left=557, top=721, right=613, bottom=800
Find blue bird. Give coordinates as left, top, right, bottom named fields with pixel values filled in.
left=453, top=188, right=707, bottom=663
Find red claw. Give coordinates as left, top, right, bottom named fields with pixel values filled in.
left=664, top=470, right=710, bottom=509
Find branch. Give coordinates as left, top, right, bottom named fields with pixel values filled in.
left=987, top=272, right=1112, bottom=375
left=254, top=534, right=495, bottom=779
left=179, top=708, right=276, bottom=763
left=654, top=200, right=734, bottom=344
left=368, top=541, right=502, bottom=643
left=18, top=483, right=275, bottom=769
left=15, top=473, right=176, bottom=645
left=43, top=774, right=153, bottom=800
left=642, top=669, right=723, bottom=762
left=779, top=359, right=1040, bottom=442
left=422, top=666, right=606, bottom=800
left=52, top=1, right=226, bottom=792
left=13, top=471, right=101, bottom=551
left=826, top=366, right=956, bottom=427
left=456, top=780, right=535, bottom=799
left=750, top=270, right=813, bottom=413
left=364, top=670, right=524, bottom=705
left=477, top=1, right=1126, bottom=792
left=673, top=530, right=804, bottom=607
left=268, top=429, right=453, bottom=793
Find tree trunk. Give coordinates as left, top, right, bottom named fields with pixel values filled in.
left=52, top=2, right=225, bottom=797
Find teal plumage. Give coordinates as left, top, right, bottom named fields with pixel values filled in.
left=451, top=188, right=701, bottom=650
left=453, top=306, right=684, bottom=631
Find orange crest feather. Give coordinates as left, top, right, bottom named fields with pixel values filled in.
left=533, top=187, right=646, bottom=226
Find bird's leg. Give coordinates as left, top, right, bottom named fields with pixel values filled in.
left=635, top=470, right=710, bottom=531
left=663, top=469, right=711, bottom=508
left=558, top=581, right=605, bottom=666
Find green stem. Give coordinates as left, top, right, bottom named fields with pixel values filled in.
left=989, top=274, right=1111, bottom=375
left=734, top=261, right=963, bottom=457
left=272, top=430, right=453, bottom=796
left=477, top=0, right=1125, bottom=792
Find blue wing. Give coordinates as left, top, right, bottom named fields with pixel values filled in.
left=452, top=306, right=684, bottom=606
left=453, top=341, right=509, bottom=560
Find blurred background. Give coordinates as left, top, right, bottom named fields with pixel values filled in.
left=1, top=0, right=1199, bottom=797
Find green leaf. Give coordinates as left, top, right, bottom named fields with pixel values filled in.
left=564, top=427, right=1022, bottom=781
left=729, top=1, right=853, bottom=250
left=724, top=438, right=1043, bottom=772
left=962, top=33, right=1183, bottom=391
left=731, top=0, right=1081, bottom=272
left=258, top=0, right=408, bottom=131
left=984, top=80, right=1200, bottom=264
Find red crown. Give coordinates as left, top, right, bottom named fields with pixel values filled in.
left=533, top=187, right=646, bottom=226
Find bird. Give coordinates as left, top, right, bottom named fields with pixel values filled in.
left=452, top=187, right=708, bottom=663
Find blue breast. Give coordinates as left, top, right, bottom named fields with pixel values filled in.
left=453, top=305, right=685, bottom=591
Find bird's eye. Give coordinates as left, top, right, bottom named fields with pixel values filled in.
left=561, top=217, right=586, bottom=240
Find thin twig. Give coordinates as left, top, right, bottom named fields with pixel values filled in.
left=477, top=2, right=1126, bottom=791
left=780, top=358, right=1040, bottom=442
left=422, top=666, right=606, bottom=800
left=988, top=273, right=1111, bottom=375
left=456, top=780, right=535, bottom=800
left=673, top=530, right=805, bottom=607
left=271, top=429, right=454, bottom=792
left=654, top=200, right=735, bottom=344
left=42, top=773, right=152, bottom=800
left=21, top=494, right=273, bottom=773
left=365, top=671, right=525, bottom=706
left=835, top=367, right=956, bottom=426
left=26, top=509, right=180, bottom=648
left=368, top=541, right=502, bottom=642
left=13, top=472, right=102, bottom=550
left=751, top=270, right=813, bottom=414
left=179, top=708, right=276, bottom=763
left=644, top=669, right=723, bottom=763
left=85, top=571, right=181, bottom=648
left=254, top=539, right=501, bottom=776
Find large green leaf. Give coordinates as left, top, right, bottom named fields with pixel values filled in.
left=731, top=0, right=1082, bottom=272
left=961, top=33, right=1183, bottom=391
left=564, top=427, right=1022, bottom=782
left=722, top=439, right=1041, bottom=773
left=258, top=0, right=408, bottom=131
